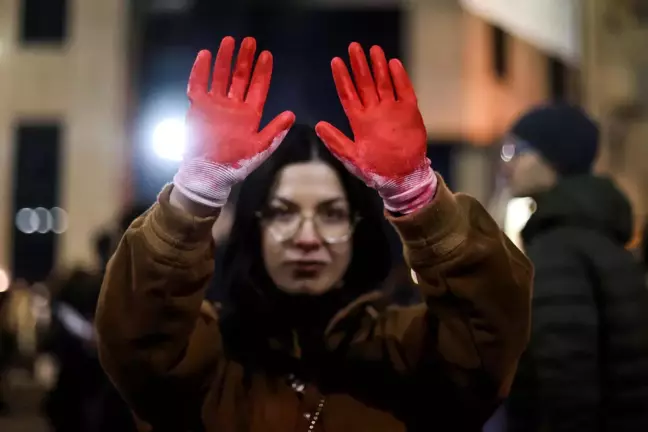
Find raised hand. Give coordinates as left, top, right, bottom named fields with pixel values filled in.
left=315, top=43, right=435, bottom=214
left=173, top=36, right=295, bottom=208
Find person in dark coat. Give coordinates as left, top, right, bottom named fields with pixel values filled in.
left=503, top=103, right=648, bottom=431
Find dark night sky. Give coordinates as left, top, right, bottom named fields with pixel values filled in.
left=132, top=3, right=403, bottom=202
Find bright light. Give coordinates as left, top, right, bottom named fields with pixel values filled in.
left=504, top=197, right=535, bottom=250
left=410, top=269, right=419, bottom=285
left=152, top=118, right=186, bottom=161
left=501, top=143, right=515, bottom=162
left=16, top=208, right=38, bottom=234
left=0, top=269, right=9, bottom=293
left=50, top=207, right=69, bottom=234
left=15, top=207, right=68, bottom=234
left=34, top=207, right=53, bottom=234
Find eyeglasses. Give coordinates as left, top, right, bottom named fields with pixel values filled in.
left=256, top=208, right=361, bottom=244
left=500, top=136, right=532, bottom=162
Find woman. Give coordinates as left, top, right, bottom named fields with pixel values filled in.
left=96, top=36, right=532, bottom=431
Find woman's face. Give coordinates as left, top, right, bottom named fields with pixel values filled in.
left=261, top=161, right=353, bottom=296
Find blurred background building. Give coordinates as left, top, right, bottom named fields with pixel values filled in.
left=0, top=0, right=644, bottom=285
left=581, top=0, right=648, bottom=246
left=0, top=0, right=129, bottom=285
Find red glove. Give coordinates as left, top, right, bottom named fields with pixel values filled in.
left=315, top=43, right=436, bottom=214
left=173, top=36, right=295, bottom=207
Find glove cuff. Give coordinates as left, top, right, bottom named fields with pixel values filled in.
left=380, top=163, right=437, bottom=214
left=173, top=158, right=237, bottom=208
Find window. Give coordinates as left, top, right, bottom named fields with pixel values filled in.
left=11, top=122, right=63, bottom=282
left=491, top=25, right=509, bottom=79
left=20, top=0, right=68, bottom=44
left=549, top=56, right=567, bottom=100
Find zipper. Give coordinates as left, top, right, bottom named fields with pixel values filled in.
left=288, top=374, right=326, bottom=431
left=303, top=397, right=325, bottom=431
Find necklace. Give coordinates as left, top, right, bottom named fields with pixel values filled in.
left=287, top=374, right=326, bottom=431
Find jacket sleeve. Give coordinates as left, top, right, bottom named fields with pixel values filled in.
left=510, top=236, right=600, bottom=432
left=330, top=175, right=533, bottom=426
left=95, top=185, right=223, bottom=428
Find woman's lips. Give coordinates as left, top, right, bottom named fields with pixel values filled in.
left=287, top=261, right=327, bottom=278
left=290, top=261, right=326, bottom=271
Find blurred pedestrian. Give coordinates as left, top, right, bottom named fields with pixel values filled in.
left=96, top=36, right=532, bottom=431
left=42, top=267, right=105, bottom=432
left=42, top=205, right=149, bottom=432
left=503, top=103, right=648, bottom=431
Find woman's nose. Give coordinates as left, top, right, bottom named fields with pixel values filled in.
left=293, top=218, right=321, bottom=250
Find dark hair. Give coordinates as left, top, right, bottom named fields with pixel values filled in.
left=217, top=124, right=392, bottom=318
left=643, top=221, right=648, bottom=268
left=94, top=230, right=114, bottom=269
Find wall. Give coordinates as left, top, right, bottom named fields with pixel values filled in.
left=406, top=0, right=550, bottom=201
left=460, top=0, right=581, bottom=65
left=0, top=0, right=129, bottom=273
left=461, top=12, right=550, bottom=145
left=406, top=0, right=465, bottom=140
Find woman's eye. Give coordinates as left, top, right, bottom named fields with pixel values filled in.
left=269, top=207, right=295, bottom=220
left=321, top=208, right=348, bottom=221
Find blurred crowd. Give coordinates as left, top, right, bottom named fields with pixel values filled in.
left=0, top=205, right=149, bottom=431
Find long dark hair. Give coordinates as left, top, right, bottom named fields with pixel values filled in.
left=642, top=221, right=648, bottom=269
left=217, top=124, right=392, bottom=326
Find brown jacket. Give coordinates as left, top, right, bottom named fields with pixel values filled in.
left=96, top=179, right=533, bottom=431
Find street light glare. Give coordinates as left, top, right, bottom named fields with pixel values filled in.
left=152, top=118, right=186, bottom=162
left=0, top=269, right=9, bottom=293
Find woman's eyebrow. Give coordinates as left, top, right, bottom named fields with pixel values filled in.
left=271, top=196, right=297, bottom=206
left=271, top=196, right=345, bottom=206
left=317, top=197, right=346, bottom=206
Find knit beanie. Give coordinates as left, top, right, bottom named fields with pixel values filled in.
left=510, top=103, right=599, bottom=176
